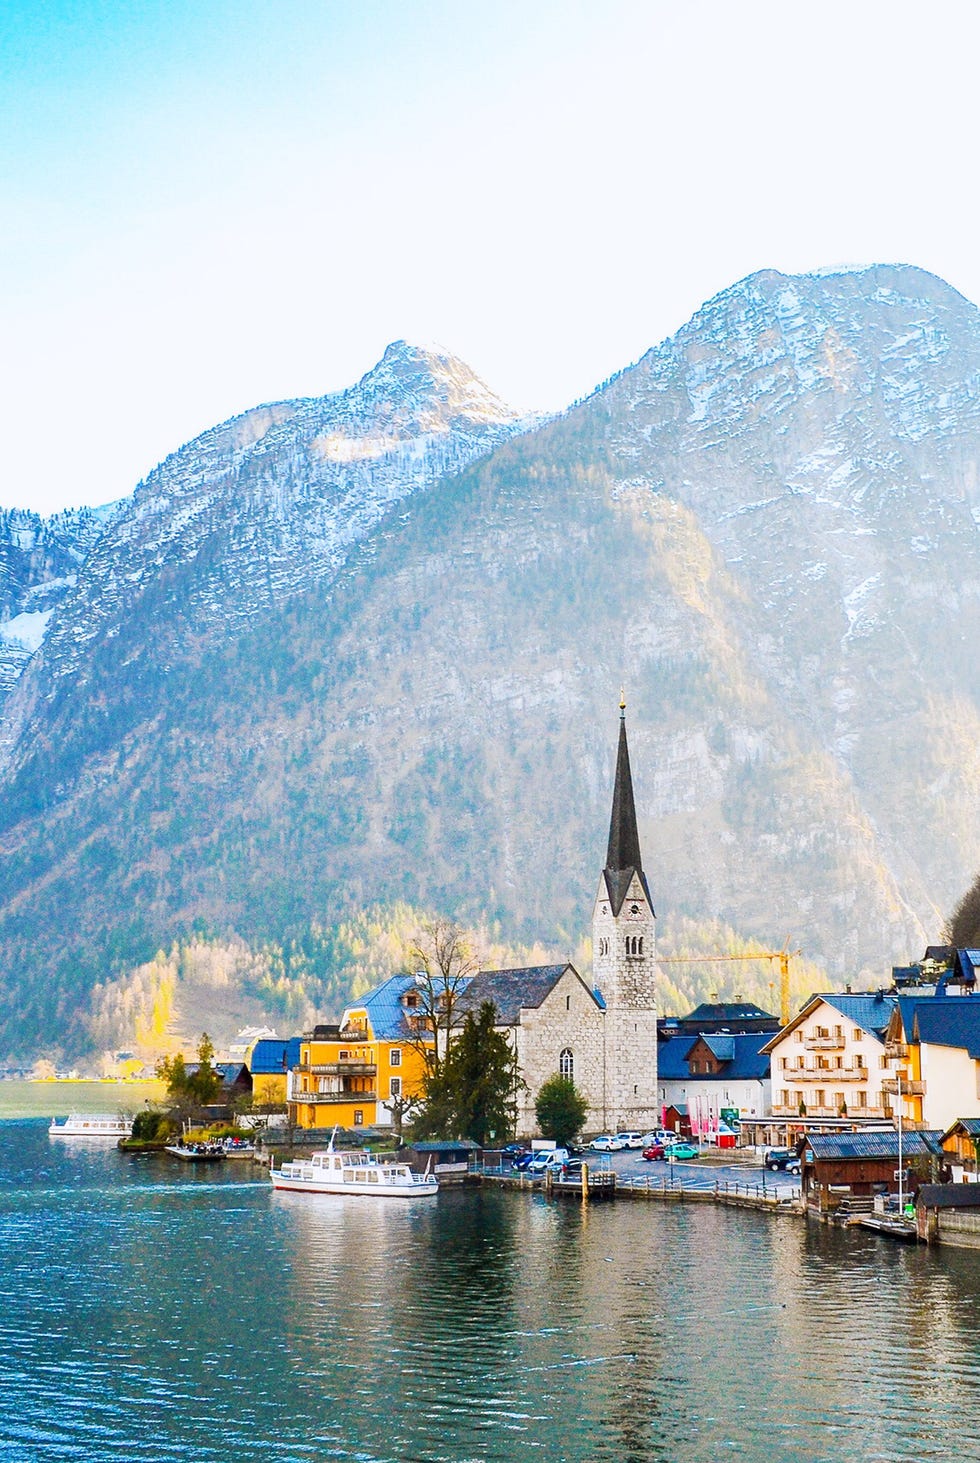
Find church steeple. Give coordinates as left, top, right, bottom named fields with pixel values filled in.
left=592, top=698, right=659, bottom=1130
left=602, top=699, right=653, bottom=917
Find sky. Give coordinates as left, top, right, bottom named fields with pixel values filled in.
left=4, top=0, right=980, bottom=515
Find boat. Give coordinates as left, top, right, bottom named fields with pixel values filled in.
left=48, top=1113, right=133, bottom=1140
left=220, top=1136, right=257, bottom=1159
left=164, top=1140, right=227, bottom=1162
left=269, top=1135, right=438, bottom=1198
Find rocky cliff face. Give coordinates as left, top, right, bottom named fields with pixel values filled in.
left=0, top=504, right=117, bottom=703
left=2, top=270, right=980, bottom=1061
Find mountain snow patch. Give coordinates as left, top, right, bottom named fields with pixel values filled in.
left=0, top=610, right=53, bottom=653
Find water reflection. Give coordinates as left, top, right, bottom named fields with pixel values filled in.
left=3, top=1121, right=980, bottom=1462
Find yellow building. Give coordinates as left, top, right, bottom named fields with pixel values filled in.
left=288, top=975, right=433, bottom=1130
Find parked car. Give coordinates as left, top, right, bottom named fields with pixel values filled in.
left=641, top=1142, right=666, bottom=1161
left=511, top=1151, right=536, bottom=1171
left=589, top=1134, right=625, bottom=1152
left=643, top=1130, right=673, bottom=1147
left=527, top=1148, right=570, bottom=1175
left=764, top=1148, right=801, bottom=1173
left=501, top=1142, right=528, bottom=1158
left=560, top=1157, right=585, bottom=1178
left=663, top=1141, right=699, bottom=1160
left=616, top=1131, right=645, bottom=1149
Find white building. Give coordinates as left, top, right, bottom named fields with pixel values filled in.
left=761, top=991, right=899, bottom=1123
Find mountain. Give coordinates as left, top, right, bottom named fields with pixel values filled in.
left=2, top=268, right=980, bottom=1063
left=0, top=504, right=118, bottom=703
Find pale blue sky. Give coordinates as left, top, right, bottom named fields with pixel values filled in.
left=3, top=1, right=980, bottom=513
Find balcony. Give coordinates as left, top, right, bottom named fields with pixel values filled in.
left=301, top=1062, right=377, bottom=1078
left=291, top=1090, right=379, bottom=1105
left=804, top=1035, right=845, bottom=1051
left=886, top=1042, right=909, bottom=1059
left=881, top=1078, right=926, bottom=1096
left=770, top=1102, right=889, bottom=1120
left=786, top=1067, right=869, bottom=1082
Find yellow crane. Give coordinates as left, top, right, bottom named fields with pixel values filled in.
left=658, top=943, right=801, bottom=1026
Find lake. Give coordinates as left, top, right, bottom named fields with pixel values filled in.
left=2, top=1115, right=980, bottom=1461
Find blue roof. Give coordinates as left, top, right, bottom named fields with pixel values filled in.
left=346, top=973, right=425, bottom=1041
left=250, top=1037, right=303, bottom=1075
left=897, top=994, right=980, bottom=1059
left=819, top=992, right=897, bottom=1038
left=942, top=1117, right=980, bottom=1139
left=806, top=1130, right=944, bottom=1160
left=657, top=1031, right=770, bottom=1081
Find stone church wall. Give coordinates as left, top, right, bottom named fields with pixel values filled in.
left=513, top=970, right=605, bottom=1136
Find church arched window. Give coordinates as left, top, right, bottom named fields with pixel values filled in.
left=559, top=1047, right=574, bottom=1080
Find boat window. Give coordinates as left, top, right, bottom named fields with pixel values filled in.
left=369, top=1170, right=379, bottom=1182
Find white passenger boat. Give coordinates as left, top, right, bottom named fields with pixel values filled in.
left=269, top=1137, right=438, bottom=1198
left=48, top=1113, right=132, bottom=1140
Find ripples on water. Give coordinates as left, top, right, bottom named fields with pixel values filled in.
left=2, top=1120, right=980, bottom=1461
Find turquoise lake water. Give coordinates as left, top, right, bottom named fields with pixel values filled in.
left=2, top=1117, right=980, bottom=1461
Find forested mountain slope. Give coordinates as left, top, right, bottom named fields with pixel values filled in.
left=2, top=268, right=979, bottom=1061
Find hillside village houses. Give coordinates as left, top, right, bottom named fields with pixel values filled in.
left=252, top=703, right=980, bottom=1155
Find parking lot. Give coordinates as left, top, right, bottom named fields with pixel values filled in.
left=582, top=1146, right=801, bottom=1198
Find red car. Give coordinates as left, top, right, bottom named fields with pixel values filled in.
left=641, top=1142, right=666, bottom=1161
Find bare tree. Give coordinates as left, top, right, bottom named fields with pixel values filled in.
left=401, top=917, right=483, bottom=1078
left=381, top=1091, right=420, bottom=1143
left=947, top=872, right=980, bottom=949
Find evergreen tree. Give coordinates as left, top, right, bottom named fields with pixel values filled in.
left=156, top=1032, right=221, bottom=1107
left=414, top=1001, right=522, bottom=1145
left=188, top=1032, right=221, bottom=1105
left=535, top=1074, right=588, bottom=1149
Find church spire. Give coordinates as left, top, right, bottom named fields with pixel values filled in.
left=602, top=700, right=653, bottom=916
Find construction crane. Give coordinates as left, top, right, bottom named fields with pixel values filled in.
left=658, top=944, right=801, bottom=1026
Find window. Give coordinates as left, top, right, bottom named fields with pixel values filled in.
left=857, top=1091, right=867, bottom=1109
left=389, top=1076, right=402, bottom=1098
left=566, top=994, right=571, bottom=1011
left=559, top=1048, right=574, bottom=1080
left=353, top=1110, right=363, bottom=1126
left=390, top=1049, right=401, bottom=1067
left=795, top=1030, right=804, bottom=1043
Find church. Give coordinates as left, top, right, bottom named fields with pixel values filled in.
left=461, top=701, right=660, bottom=1133
left=282, top=703, right=660, bottom=1137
